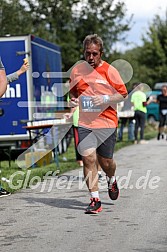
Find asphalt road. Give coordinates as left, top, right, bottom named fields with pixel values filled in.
left=0, top=138, right=167, bottom=252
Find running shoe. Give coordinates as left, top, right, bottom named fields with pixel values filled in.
left=108, top=180, right=119, bottom=200
left=85, top=198, right=102, bottom=214
left=0, top=188, right=11, bottom=197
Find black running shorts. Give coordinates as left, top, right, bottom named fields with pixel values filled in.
left=159, top=112, right=167, bottom=127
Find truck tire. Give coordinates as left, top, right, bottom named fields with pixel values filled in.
left=62, top=137, right=67, bottom=153
left=58, top=141, right=63, bottom=155
left=148, top=115, right=156, bottom=124
left=66, top=129, right=72, bottom=147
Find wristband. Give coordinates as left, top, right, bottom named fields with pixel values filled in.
left=103, top=95, right=110, bottom=104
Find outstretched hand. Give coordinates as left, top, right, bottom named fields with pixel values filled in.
left=17, top=59, right=29, bottom=76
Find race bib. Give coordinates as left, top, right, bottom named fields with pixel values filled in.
left=81, top=96, right=101, bottom=112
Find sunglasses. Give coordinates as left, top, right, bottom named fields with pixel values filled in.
left=85, top=52, right=100, bottom=57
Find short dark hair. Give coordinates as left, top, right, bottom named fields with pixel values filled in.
left=83, top=34, right=103, bottom=53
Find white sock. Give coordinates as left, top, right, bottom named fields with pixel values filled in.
left=108, top=176, right=116, bottom=184
left=90, top=191, right=99, bottom=199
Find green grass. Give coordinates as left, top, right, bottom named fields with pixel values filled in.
left=0, top=138, right=81, bottom=193
left=115, top=123, right=157, bottom=150
left=144, top=123, right=158, bottom=139
left=0, top=124, right=157, bottom=193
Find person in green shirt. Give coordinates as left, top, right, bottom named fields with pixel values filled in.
left=65, top=92, right=83, bottom=167
left=131, top=83, right=148, bottom=144
left=70, top=106, right=84, bottom=167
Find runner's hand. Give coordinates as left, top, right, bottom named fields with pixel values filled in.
left=63, top=112, right=73, bottom=119
left=91, top=95, right=110, bottom=106
left=70, top=97, right=79, bottom=107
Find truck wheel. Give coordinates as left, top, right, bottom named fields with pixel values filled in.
left=66, top=130, right=72, bottom=147
left=62, top=137, right=67, bottom=153
left=148, top=115, right=156, bottom=124
left=58, top=141, right=63, bottom=155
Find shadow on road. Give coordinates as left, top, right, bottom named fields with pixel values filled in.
left=21, top=197, right=87, bottom=211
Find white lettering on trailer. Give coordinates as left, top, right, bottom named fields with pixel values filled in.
left=41, top=85, right=45, bottom=93
left=41, top=85, right=57, bottom=96
left=2, top=84, right=21, bottom=98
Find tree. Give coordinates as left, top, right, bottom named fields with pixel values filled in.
left=140, top=14, right=167, bottom=86
left=0, top=0, right=132, bottom=72
left=20, top=0, right=81, bottom=70
left=0, top=0, right=33, bottom=36
left=74, top=0, right=132, bottom=60
left=124, top=13, right=167, bottom=88
left=120, top=12, right=167, bottom=89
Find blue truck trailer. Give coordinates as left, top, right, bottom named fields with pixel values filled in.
left=0, top=35, right=71, bottom=160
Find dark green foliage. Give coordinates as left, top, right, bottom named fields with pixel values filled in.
left=121, top=12, right=167, bottom=89
left=0, top=0, right=131, bottom=71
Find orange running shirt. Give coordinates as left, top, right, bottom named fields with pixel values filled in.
left=70, top=61, right=127, bottom=128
